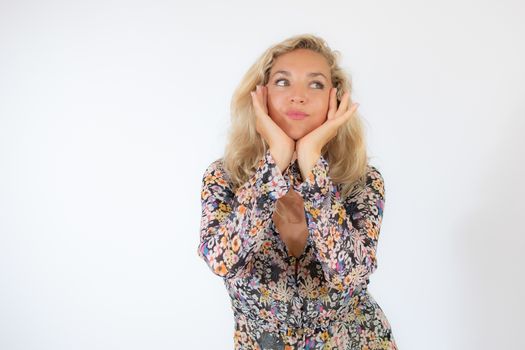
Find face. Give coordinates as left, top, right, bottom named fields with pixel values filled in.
left=265, top=48, right=333, bottom=141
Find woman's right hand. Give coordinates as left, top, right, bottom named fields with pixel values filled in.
left=250, top=84, right=295, bottom=173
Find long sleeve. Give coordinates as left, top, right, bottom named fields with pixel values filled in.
left=294, top=155, right=386, bottom=293
left=197, top=149, right=290, bottom=279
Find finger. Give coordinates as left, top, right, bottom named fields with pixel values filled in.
left=250, top=88, right=263, bottom=114
left=340, top=102, right=359, bottom=122
left=250, top=89, right=258, bottom=109
left=327, top=87, right=337, bottom=120
left=257, top=85, right=266, bottom=114
left=258, top=85, right=267, bottom=108
left=263, top=85, right=268, bottom=114
left=337, top=91, right=350, bottom=117
left=326, top=102, right=358, bottom=132
left=255, top=84, right=262, bottom=103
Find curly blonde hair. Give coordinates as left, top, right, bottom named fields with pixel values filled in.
left=222, top=33, right=370, bottom=201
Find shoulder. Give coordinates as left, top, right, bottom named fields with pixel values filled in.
left=202, top=157, right=228, bottom=183
left=206, top=157, right=224, bottom=172
left=366, top=164, right=384, bottom=182
left=365, top=164, right=385, bottom=198
left=202, top=157, right=230, bottom=188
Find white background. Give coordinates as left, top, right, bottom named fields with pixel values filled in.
left=1, top=1, right=524, bottom=349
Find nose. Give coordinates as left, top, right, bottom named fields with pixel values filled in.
left=290, top=86, right=307, bottom=104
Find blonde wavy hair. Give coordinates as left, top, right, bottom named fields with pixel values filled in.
left=222, top=33, right=370, bottom=201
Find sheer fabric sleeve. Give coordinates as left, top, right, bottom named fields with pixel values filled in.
left=197, top=149, right=290, bottom=279
left=295, top=156, right=386, bottom=293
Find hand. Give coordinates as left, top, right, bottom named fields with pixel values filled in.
left=296, top=88, right=359, bottom=179
left=297, top=88, right=359, bottom=156
left=250, top=85, right=295, bottom=172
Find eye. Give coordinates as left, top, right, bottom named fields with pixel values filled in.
left=274, top=78, right=288, bottom=87
left=311, top=81, right=325, bottom=89
left=274, top=78, right=325, bottom=89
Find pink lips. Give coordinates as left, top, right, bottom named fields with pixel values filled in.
left=286, top=110, right=308, bottom=120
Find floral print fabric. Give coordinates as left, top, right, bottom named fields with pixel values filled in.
left=198, top=149, right=398, bottom=349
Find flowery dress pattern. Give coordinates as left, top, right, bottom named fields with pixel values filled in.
left=197, top=149, right=398, bottom=350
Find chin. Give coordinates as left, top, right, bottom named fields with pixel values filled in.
left=287, top=130, right=306, bottom=141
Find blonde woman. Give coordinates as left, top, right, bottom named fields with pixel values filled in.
left=198, top=33, right=398, bottom=350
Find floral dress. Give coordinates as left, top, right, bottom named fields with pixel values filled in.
left=197, top=149, right=398, bottom=350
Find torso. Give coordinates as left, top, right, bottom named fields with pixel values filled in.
left=272, top=188, right=309, bottom=258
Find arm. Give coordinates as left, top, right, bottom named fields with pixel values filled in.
left=295, top=155, right=386, bottom=293
left=197, top=149, right=290, bottom=279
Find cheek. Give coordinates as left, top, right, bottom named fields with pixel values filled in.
left=267, top=93, right=285, bottom=118
left=321, top=92, right=331, bottom=111
left=267, top=90, right=283, bottom=104
left=314, top=95, right=330, bottom=119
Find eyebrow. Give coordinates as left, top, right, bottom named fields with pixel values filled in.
left=271, top=70, right=328, bottom=80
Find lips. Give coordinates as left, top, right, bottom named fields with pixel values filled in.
left=286, top=110, right=308, bottom=120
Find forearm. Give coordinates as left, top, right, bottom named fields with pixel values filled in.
left=296, top=161, right=386, bottom=292
left=297, top=149, right=321, bottom=181
left=198, top=149, right=290, bottom=279
left=269, top=147, right=294, bottom=175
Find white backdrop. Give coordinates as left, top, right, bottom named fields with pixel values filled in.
left=1, top=1, right=524, bottom=349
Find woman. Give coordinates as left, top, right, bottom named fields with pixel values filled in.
left=198, top=33, right=398, bottom=350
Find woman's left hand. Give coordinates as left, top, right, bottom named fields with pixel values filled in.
left=296, top=88, right=359, bottom=179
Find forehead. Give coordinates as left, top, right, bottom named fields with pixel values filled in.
left=270, top=49, right=330, bottom=75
